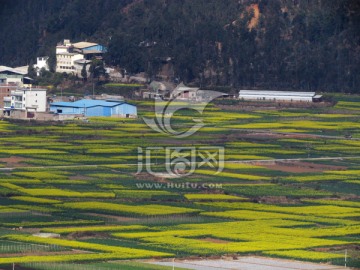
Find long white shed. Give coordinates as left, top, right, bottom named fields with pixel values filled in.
left=239, top=90, right=321, bottom=102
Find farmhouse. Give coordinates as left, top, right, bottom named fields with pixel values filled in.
left=0, top=84, right=17, bottom=108
left=239, top=90, right=323, bottom=102
left=0, top=66, right=33, bottom=87
left=171, top=83, right=199, bottom=100
left=50, top=99, right=137, bottom=118
left=3, top=88, right=47, bottom=112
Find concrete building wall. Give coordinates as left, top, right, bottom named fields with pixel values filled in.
left=0, top=75, right=23, bottom=85
left=8, top=89, right=47, bottom=112
left=0, top=85, right=15, bottom=108
left=34, top=57, right=49, bottom=75
left=56, top=53, right=84, bottom=74
left=24, top=90, right=47, bottom=112
left=56, top=46, right=69, bottom=54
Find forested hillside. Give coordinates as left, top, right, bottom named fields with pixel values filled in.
left=0, top=0, right=359, bottom=92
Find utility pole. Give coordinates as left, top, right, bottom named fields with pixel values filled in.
left=345, top=249, right=347, bottom=268
left=92, top=65, right=101, bottom=98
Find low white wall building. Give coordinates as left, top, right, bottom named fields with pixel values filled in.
left=238, top=90, right=322, bottom=102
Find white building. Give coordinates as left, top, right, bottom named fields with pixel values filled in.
left=238, top=90, right=322, bottom=102
left=56, top=52, right=84, bottom=74
left=34, top=56, right=49, bottom=76
left=4, top=88, right=47, bottom=112
left=56, top=39, right=86, bottom=75
left=55, top=39, right=106, bottom=77
left=0, top=66, right=28, bottom=86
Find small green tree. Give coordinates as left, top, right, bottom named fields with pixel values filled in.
left=27, top=62, right=37, bottom=79
left=89, top=59, right=106, bottom=81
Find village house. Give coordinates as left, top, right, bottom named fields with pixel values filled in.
left=0, top=66, right=33, bottom=87
left=34, top=56, right=50, bottom=76
left=170, top=83, right=199, bottom=100
left=3, top=87, right=47, bottom=117
left=0, top=84, right=17, bottom=108
left=55, top=39, right=107, bottom=77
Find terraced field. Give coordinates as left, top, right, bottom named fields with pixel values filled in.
left=0, top=95, right=359, bottom=269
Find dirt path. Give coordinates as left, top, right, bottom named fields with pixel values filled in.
left=147, top=256, right=354, bottom=270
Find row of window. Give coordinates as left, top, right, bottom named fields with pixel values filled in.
left=58, top=61, right=72, bottom=65
left=58, top=55, right=72, bottom=59
left=57, top=66, right=75, bottom=70
left=6, top=100, right=38, bottom=108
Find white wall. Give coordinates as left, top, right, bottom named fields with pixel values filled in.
left=25, top=90, right=47, bottom=112
left=35, top=57, right=49, bottom=76
left=56, top=46, right=68, bottom=54
left=10, top=89, right=47, bottom=112
left=56, top=53, right=84, bottom=74
left=239, top=94, right=313, bottom=102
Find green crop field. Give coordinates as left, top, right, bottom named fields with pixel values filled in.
left=0, top=95, right=359, bottom=269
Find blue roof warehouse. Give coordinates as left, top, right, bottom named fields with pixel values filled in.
left=50, top=99, right=137, bottom=118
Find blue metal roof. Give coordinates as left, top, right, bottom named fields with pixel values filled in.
left=50, top=99, right=133, bottom=108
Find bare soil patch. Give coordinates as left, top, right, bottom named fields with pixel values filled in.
left=200, top=237, right=230, bottom=244
left=258, top=196, right=299, bottom=205
left=263, top=161, right=346, bottom=173
left=134, top=172, right=170, bottom=183
left=0, top=156, right=30, bottom=167
left=86, top=213, right=139, bottom=223
left=68, top=231, right=109, bottom=239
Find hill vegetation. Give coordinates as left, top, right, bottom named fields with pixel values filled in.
left=0, top=0, right=359, bottom=92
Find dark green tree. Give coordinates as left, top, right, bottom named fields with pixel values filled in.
left=81, top=64, right=88, bottom=81
left=89, top=59, right=106, bottom=81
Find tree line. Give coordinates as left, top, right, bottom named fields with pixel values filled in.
left=0, top=0, right=359, bottom=92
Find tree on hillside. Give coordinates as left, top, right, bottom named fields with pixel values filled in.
left=81, top=64, right=88, bottom=82
left=89, top=59, right=106, bottom=81
left=27, top=62, right=37, bottom=79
